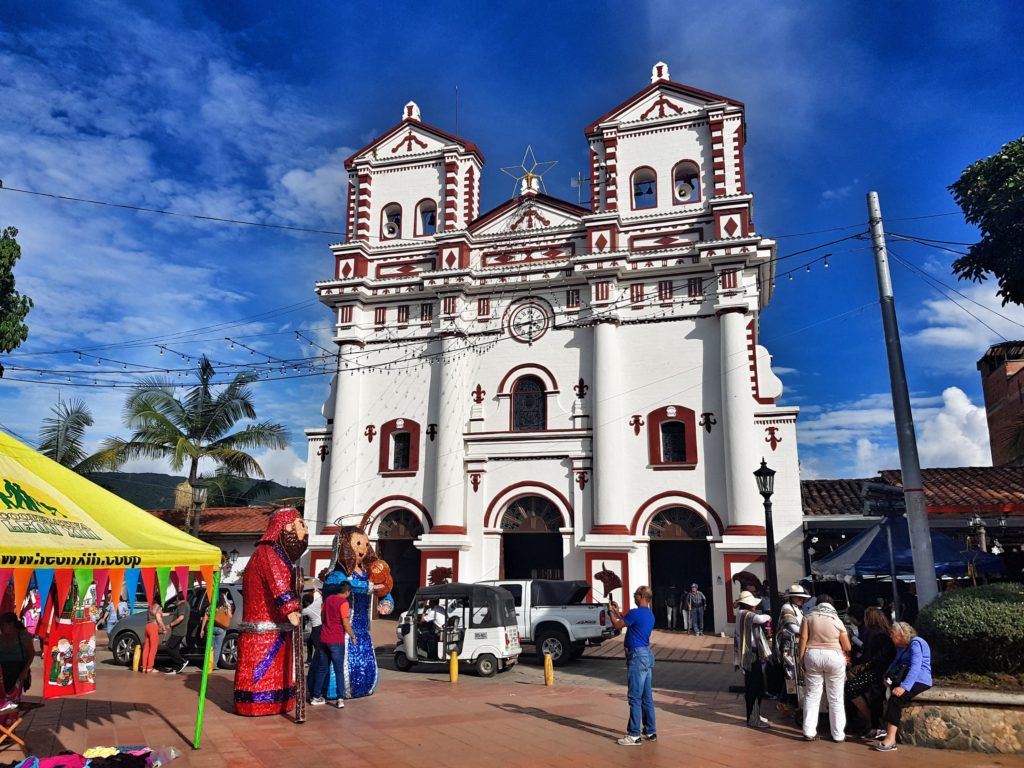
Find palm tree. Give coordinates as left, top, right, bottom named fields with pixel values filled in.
left=91, top=356, right=289, bottom=535
left=38, top=397, right=105, bottom=472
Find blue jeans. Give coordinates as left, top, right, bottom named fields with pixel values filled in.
left=690, top=608, right=704, bottom=634
left=625, top=647, right=656, bottom=737
left=313, top=642, right=345, bottom=699
left=211, top=627, right=226, bottom=669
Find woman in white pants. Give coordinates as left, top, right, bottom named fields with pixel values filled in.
left=799, top=594, right=851, bottom=742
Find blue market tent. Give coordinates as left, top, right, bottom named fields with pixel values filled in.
left=811, top=516, right=1004, bottom=582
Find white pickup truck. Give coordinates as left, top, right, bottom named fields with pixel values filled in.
left=478, top=579, right=618, bottom=666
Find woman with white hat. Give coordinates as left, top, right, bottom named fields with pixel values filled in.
left=733, top=590, right=772, bottom=729
left=776, top=584, right=809, bottom=710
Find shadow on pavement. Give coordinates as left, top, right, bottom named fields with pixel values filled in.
left=490, top=702, right=619, bottom=739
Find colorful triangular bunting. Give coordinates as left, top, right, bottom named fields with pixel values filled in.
left=34, top=568, right=55, bottom=622
left=93, top=568, right=110, bottom=604
left=173, top=566, right=190, bottom=600
left=123, top=568, right=140, bottom=612
left=54, top=569, right=74, bottom=614
left=74, top=568, right=94, bottom=605
left=12, top=570, right=32, bottom=616
left=140, top=568, right=157, bottom=608
left=156, top=567, right=171, bottom=605
left=199, top=565, right=215, bottom=603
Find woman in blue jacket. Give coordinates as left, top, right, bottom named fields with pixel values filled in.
left=874, top=621, right=932, bottom=752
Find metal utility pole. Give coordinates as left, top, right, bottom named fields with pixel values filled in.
left=867, top=191, right=938, bottom=609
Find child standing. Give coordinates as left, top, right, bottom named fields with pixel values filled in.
left=310, top=581, right=354, bottom=708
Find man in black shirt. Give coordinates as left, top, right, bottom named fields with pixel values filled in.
left=163, top=592, right=191, bottom=674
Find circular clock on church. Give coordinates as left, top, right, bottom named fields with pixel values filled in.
left=507, top=302, right=550, bottom=343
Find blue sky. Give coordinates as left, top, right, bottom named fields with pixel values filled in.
left=1, top=1, right=1023, bottom=484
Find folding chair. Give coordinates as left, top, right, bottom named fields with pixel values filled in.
left=0, top=701, right=42, bottom=756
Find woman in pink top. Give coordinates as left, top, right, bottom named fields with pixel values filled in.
left=799, top=594, right=851, bottom=742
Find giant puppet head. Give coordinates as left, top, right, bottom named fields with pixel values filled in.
left=329, top=525, right=394, bottom=613
left=261, top=506, right=308, bottom=563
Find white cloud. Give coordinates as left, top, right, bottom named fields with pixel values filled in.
left=798, top=386, right=991, bottom=477
left=906, top=282, right=1024, bottom=352
left=252, top=447, right=307, bottom=488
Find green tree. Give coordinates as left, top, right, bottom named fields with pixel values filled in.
left=38, top=397, right=106, bottom=472
left=91, top=355, right=289, bottom=535
left=949, top=137, right=1024, bottom=306
left=0, top=226, right=33, bottom=353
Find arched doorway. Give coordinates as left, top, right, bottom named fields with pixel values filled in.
left=375, top=509, right=424, bottom=614
left=648, top=507, right=714, bottom=632
left=500, top=496, right=564, bottom=580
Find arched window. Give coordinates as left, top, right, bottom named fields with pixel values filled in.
left=381, top=203, right=402, bottom=239
left=631, top=167, right=657, bottom=209
left=646, top=405, right=698, bottom=469
left=672, top=161, right=700, bottom=204
left=416, top=199, right=437, bottom=236
left=378, top=418, right=421, bottom=475
left=512, top=376, right=546, bottom=431
left=660, top=421, right=686, bottom=462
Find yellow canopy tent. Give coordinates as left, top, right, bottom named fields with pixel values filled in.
left=0, top=430, right=222, bottom=748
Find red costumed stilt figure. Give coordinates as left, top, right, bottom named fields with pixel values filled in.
left=234, top=506, right=308, bottom=716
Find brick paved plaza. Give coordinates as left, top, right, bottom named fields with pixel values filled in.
left=7, top=625, right=1022, bottom=768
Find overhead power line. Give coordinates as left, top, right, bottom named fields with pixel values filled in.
left=0, top=184, right=346, bottom=236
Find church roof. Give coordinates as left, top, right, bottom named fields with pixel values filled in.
left=584, top=78, right=744, bottom=136
left=344, top=117, right=484, bottom=169
left=470, top=191, right=589, bottom=234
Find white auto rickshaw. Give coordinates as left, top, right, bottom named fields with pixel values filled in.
left=394, top=583, right=521, bottom=677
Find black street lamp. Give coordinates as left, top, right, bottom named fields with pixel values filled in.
left=753, top=459, right=780, bottom=616
left=190, top=479, right=209, bottom=538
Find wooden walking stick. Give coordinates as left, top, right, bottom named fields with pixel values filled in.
left=293, top=565, right=306, bottom=724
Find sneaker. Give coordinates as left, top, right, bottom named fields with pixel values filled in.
left=178, top=661, right=189, bottom=673
left=335, top=699, right=345, bottom=709
left=0, top=700, right=17, bottom=713
left=868, top=729, right=887, bottom=741
left=309, top=697, right=326, bottom=706
left=803, top=734, right=819, bottom=741
left=162, top=668, right=178, bottom=676
left=642, top=733, right=657, bottom=742
left=874, top=744, right=897, bottom=752
left=616, top=735, right=641, bottom=746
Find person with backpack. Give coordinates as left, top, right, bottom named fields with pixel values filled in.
left=684, top=583, right=707, bottom=636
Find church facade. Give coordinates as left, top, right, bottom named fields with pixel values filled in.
left=303, top=63, right=802, bottom=630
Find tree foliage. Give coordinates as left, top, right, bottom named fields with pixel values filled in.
left=949, top=137, right=1024, bottom=306
left=89, top=355, right=289, bottom=535
left=0, top=226, right=33, bottom=353
left=38, top=398, right=106, bottom=473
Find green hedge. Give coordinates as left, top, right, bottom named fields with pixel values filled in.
left=917, top=582, right=1024, bottom=674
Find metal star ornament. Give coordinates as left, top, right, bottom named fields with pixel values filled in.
left=501, top=145, right=558, bottom=197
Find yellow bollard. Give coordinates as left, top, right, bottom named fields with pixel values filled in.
left=543, top=651, right=554, bottom=686
left=449, top=650, right=459, bottom=683
left=132, top=644, right=142, bottom=672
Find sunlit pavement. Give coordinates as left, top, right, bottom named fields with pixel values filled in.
left=8, top=628, right=1021, bottom=768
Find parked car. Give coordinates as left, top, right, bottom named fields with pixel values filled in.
left=477, top=579, right=617, bottom=666
left=394, top=582, right=520, bottom=677
left=107, top=583, right=243, bottom=670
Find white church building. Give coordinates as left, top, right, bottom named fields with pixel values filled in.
left=303, top=63, right=802, bottom=630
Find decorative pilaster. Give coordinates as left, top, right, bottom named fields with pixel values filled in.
left=591, top=319, right=628, bottom=534
left=719, top=308, right=764, bottom=531
left=430, top=334, right=468, bottom=534
left=327, top=344, right=363, bottom=527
